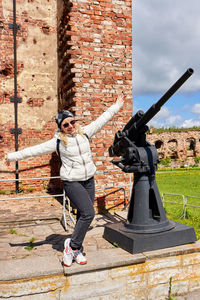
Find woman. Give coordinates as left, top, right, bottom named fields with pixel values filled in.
left=6, top=95, right=124, bottom=267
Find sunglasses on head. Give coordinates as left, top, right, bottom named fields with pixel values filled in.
left=62, top=120, right=76, bottom=128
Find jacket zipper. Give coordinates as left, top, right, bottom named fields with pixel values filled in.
left=75, top=136, right=87, bottom=179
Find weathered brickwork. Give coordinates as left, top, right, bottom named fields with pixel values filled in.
left=57, top=0, right=132, bottom=208
left=0, top=0, right=132, bottom=209
left=147, top=130, right=200, bottom=165
left=0, top=0, right=59, bottom=193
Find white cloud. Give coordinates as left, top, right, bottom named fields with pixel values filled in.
left=167, top=115, right=183, bottom=126
left=191, top=103, right=200, bottom=115
left=181, top=119, right=200, bottom=128
left=148, top=106, right=200, bottom=128
left=155, top=107, right=171, bottom=120
left=133, top=0, right=200, bottom=95
left=148, top=107, right=183, bottom=128
left=132, top=102, right=200, bottom=128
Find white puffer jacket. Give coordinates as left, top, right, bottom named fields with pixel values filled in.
left=7, top=102, right=122, bottom=181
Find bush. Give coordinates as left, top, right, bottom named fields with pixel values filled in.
left=160, top=157, right=171, bottom=166
left=194, top=156, right=200, bottom=164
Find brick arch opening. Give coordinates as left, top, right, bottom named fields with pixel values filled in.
left=155, top=140, right=165, bottom=159
left=167, top=139, right=178, bottom=159
left=187, top=138, right=195, bottom=150
left=186, top=137, right=196, bottom=157
left=155, top=140, right=164, bottom=149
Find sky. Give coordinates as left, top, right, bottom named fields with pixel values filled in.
left=133, top=0, right=200, bottom=128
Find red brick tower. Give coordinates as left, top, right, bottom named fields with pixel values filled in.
left=0, top=0, right=132, bottom=209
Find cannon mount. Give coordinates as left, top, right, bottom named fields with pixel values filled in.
left=103, top=69, right=197, bottom=254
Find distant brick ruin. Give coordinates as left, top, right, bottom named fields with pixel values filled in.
left=147, top=130, right=200, bottom=167
left=0, top=0, right=132, bottom=209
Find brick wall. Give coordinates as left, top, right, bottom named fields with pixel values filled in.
left=0, top=0, right=132, bottom=209
left=0, top=0, right=59, bottom=192
left=147, top=130, right=200, bottom=166
left=57, top=0, right=132, bottom=209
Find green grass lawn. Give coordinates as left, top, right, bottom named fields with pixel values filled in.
left=156, top=169, right=200, bottom=239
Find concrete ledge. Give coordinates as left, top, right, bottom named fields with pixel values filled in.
left=1, top=241, right=199, bottom=281
left=0, top=255, right=63, bottom=281
left=64, top=248, right=146, bottom=275
left=144, top=241, right=200, bottom=259
left=0, top=241, right=200, bottom=299
left=64, top=241, right=200, bottom=276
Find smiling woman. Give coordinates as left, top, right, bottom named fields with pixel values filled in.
left=6, top=95, right=124, bottom=267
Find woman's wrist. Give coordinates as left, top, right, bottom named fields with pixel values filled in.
left=116, top=94, right=124, bottom=108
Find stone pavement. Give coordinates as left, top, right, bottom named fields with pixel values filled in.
left=0, top=192, right=144, bottom=279
left=0, top=192, right=112, bottom=260
left=0, top=191, right=62, bottom=224
left=1, top=193, right=200, bottom=299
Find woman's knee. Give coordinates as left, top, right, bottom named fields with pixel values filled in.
left=83, top=207, right=95, bottom=221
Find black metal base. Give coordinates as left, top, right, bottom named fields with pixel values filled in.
left=103, top=221, right=197, bottom=254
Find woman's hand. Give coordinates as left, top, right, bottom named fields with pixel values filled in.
left=116, top=94, right=124, bottom=108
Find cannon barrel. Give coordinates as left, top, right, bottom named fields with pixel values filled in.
left=127, top=68, right=194, bottom=135
left=109, top=68, right=194, bottom=157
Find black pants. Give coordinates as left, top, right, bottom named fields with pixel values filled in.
left=63, top=177, right=95, bottom=249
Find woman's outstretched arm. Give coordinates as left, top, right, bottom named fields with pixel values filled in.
left=6, top=137, right=57, bottom=162
left=83, top=95, right=124, bottom=138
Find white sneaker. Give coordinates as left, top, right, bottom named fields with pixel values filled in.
left=74, top=249, right=87, bottom=265
left=63, top=238, right=74, bottom=267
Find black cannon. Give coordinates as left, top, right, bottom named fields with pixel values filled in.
left=103, top=69, right=197, bottom=254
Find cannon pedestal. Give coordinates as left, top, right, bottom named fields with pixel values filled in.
left=103, top=163, right=197, bottom=254
left=103, top=221, right=196, bottom=254
left=125, top=173, right=175, bottom=233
